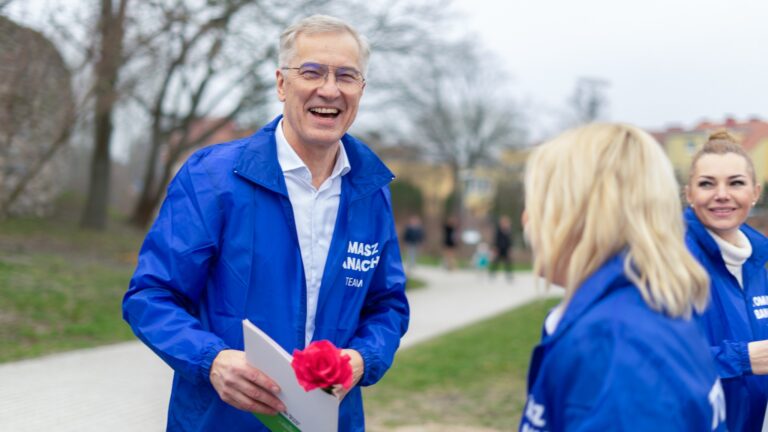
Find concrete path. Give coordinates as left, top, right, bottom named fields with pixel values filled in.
left=0, top=267, right=553, bottom=431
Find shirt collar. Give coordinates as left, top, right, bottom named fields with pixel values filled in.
left=276, top=119, right=351, bottom=180
left=706, top=228, right=752, bottom=266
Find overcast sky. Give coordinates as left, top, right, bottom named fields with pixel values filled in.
left=453, top=0, right=768, bottom=136
left=5, top=0, right=766, bottom=144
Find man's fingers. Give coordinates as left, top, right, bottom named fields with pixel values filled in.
left=331, top=384, right=346, bottom=400
left=210, top=349, right=285, bottom=413
left=233, top=379, right=286, bottom=413
left=225, top=387, right=283, bottom=414
left=244, top=367, right=281, bottom=394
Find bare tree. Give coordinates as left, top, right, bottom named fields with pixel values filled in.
left=126, top=0, right=278, bottom=228
left=125, top=0, right=456, bottom=228
left=567, top=77, right=610, bottom=125
left=3, top=0, right=465, bottom=227
left=396, top=41, right=526, bottom=219
left=79, top=0, right=129, bottom=229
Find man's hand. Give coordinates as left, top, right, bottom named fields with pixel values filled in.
left=210, top=349, right=286, bottom=414
left=332, top=349, right=364, bottom=400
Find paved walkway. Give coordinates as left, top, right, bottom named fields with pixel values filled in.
left=0, top=267, right=553, bottom=431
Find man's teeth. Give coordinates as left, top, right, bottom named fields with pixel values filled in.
left=310, top=107, right=339, bottom=114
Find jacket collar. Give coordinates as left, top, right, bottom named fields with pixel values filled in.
left=234, top=115, right=394, bottom=199
left=684, top=207, right=768, bottom=267
left=541, top=254, right=631, bottom=345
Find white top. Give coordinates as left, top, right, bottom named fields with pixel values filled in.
left=276, top=120, right=351, bottom=346
left=544, top=303, right=566, bottom=335
left=706, top=228, right=752, bottom=288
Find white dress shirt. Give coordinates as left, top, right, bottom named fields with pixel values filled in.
left=276, top=120, right=351, bottom=346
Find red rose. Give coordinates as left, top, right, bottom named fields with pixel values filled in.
left=291, top=340, right=353, bottom=392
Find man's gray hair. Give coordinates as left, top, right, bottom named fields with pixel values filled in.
left=279, top=15, right=371, bottom=74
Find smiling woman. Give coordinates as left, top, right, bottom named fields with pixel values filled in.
left=686, top=130, right=761, bottom=244
left=684, top=130, right=768, bottom=431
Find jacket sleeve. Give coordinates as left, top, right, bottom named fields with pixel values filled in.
left=710, top=340, right=753, bottom=378
left=697, top=301, right=753, bottom=378
left=347, top=187, right=410, bottom=386
left=122, top=157, right=228, bottom=385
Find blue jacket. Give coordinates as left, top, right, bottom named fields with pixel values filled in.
left=520, top=255, right=727, bottom=432
left=685, top=207, right=768, bottom=431
left=122, top=116, right=410, bottom=432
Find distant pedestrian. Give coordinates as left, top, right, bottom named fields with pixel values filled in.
left=402, top=214, right=425, bottom=270
left=490, top=215, right=513, bottom=280
left=442, top=215, right=458, bottom=270
left=473, top=241, right=491, bottom=273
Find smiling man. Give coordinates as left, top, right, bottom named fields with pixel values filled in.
left=122, top=15, right=409, bottom=432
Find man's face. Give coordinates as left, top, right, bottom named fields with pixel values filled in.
left=276, top=31, right=365, bottom=151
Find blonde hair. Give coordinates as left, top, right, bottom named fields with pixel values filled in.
left=279, top=15, right=371, bottom=74
left=688, top=129, right=756, bottom=185
left=525, top=123, right=709, bottom=317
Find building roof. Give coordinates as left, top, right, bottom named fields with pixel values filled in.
left=654, top=117, right=768, bottom=151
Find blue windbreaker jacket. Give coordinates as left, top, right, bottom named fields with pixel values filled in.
left=122, top=116, right=410, bottom=431
left=520, top=255, right=727, bottom=432
left=685, top=207, right=768, bottom=431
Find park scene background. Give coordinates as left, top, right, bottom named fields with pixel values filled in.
left=1, top=0, right=767, bottom=430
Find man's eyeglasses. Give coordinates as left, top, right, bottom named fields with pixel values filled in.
left=281, top=62, right=365, bottom=92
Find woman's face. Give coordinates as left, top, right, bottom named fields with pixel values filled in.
left=686, top=152, right=761, bottom=244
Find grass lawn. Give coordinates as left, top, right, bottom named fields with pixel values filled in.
left=0, top=217, right=143, bottom=362
left=0, top=216, right=554, bottom=429
left=405, top=277, right=426, bottom=290
left=364, top=297, right=560, bottom=430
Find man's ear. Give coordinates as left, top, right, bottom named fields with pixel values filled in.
left=276, top=69, right=286, bottom=102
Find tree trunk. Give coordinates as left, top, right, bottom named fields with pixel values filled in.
left=80, top=109, right=112, bottom=229
left=80, top=0, right=128, bottom=230
left=128, top=122, right=163, bottom=228
left=129, top=190, right=160, bottom=229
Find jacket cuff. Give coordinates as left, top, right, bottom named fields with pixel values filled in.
left=355, top=347, right=381, bottom=387
left=742, top=341, right=755, bottom=375
left=199, top=341, right=230, bottom=384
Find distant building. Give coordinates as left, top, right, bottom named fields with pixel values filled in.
left=374, top=138, right=530, bottom=253
left=654, top=117, right=768, bottom=184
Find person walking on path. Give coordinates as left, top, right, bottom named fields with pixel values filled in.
left=122, top=15, right=409, bottom=432
left=442, top=215, right=459, bottom=270
left=490, top=215, right=513, bottom=280
left=402, top=214, right=425, bottom=270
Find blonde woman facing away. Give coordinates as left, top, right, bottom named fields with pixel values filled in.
left=684, top=130, right=768, bottom=432
left=519, top=123, right=726, bottom=431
